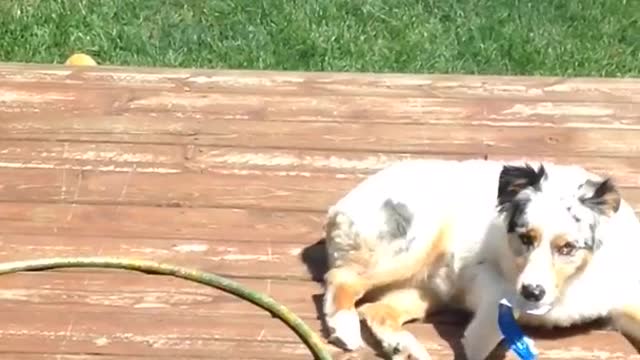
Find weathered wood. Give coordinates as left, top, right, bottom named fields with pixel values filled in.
left=0, top=272, right=321, bottom=316
left=1, top=63, right=640, bottom=359
left=0, top=235, right=315, bottom=280
left=2, top=166, right=640, bottom=213
left=4, top=140, right=640, bottom=185
left=3, top=115, right=640, bottom=157
left=0, top=202, right=323, bottom=243
left=0, top=302, right=635, bottom=359
left=2, top=85, right=640, bottom=129
left=1, top=63, right=640, bottom=102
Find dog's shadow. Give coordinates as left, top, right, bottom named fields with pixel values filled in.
left=299, top=238, right=614, bottom=360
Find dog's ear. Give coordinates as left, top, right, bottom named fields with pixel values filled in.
left=497, top=163, right=547, bottom=207
left=579, top=178, right=621, bottom=216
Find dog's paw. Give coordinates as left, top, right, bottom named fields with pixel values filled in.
left=326, top=309, right=364, bottom=351
left=383, top=331, right=431, bottom=360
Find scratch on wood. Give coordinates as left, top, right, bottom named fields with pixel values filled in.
left=0, top=90, right=75, bottom=103
left=207, top=254, right=279, bottom=261
left=502, top=102, right=614, bottom=117
left=59, top=150, right=160, bottom=163
left=59, top=168, right=67, bottom=201
left=202, top=151, right=407, bottom=171
left=65, top=170, right=83, bottom=222
left=171, top=243, right=209, bottom=253
left=59, top=143, right=69, bottom=201
left=0, top=161, right=180, bottom=173
left=59, top=318, right=75, bottom=351
left=539, top=348, right=640, bottom=359
left=117, top=165, right=136, bottom=204
left=93, top=336, right=110, bottom=347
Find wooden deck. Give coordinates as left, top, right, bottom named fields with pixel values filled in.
left=0, top=63, right=640, bottom=360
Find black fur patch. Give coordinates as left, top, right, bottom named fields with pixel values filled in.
left=586, top=221, right=603, bottom=250
left=505, top=198, right=530, bottom=233
left=580, top=178, right=621, bottom=216
left=497, top=163, right=547, bottom=208
left=381, top=198, right=413, bottom=240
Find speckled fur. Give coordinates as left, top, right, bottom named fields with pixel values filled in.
left=321, top=158, right=640, bottom=360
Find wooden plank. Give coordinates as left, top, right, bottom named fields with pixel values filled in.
left=3, top=115, right=640, bottom=157
left=2, top=84, right=640, bottom=129
left=0, top=202, right=322, bottom=243
left=0, top=352, right=312, bottom=360
left=0, top=310, right=323, bottom=359
left=0, top=302, right=635, bottom=359
left=3, top=201, right=640, bottom=249
left=2, top=166, right=640, bottom=213
left=4, top=140, right=640, bottom=183
left=0, top=167, right=357, bottom=211
left=2, top=63, right=640, bottom=359
left=4, top=141, right=640, bottom=186
left=1, top=63, right=639, bottom=103
left=0, top=235, right=317, bottom=280
left=0, top=272, right=322, bottom=317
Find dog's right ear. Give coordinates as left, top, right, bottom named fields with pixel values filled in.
left=497, top=163, right=547, bottom=207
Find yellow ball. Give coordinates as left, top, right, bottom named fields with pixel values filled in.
left=64, top=53, right=98, bottom=66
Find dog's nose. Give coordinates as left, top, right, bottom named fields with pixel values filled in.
left=520, top=283, right=546, bottom=302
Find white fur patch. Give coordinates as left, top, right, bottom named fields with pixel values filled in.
left=326, top=309, right=363, bottom=350
left=382, top=330, right=432, bottom=360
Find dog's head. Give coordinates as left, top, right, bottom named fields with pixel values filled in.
left=496, top=163, right=621, bottom=312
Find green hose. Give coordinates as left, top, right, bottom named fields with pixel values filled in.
left=0, top=256, right=333, bottom=360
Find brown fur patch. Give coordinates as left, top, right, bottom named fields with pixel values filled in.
left=552, top=250, right=592, bottom=293
left=358, top=302, right=404, bottom=330
left=522, top=227, right=542, bottom=247
left=326, top=218, right=453, bottom=317
left=598, top=189, right=621, bottom=216
left=583, top=178, right=621, bottom=216
left=371, top=219, right=454, bottom=287
left=334, top=284, right=363, bottom=310
left=358, top=288, right=430, bottom=331
left=422, top=220, right=453, bottom=268
left=325, top=268, right=368, bottom=311
left=550, top=234, right=570, bottom=249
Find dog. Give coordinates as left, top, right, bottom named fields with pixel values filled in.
left=321, top=159, right=640, bottom=360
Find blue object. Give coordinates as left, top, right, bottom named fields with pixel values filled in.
left=497, top=298, right=538, bottom=360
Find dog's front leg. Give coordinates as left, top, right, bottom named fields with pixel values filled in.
left=611, top=302, right=640, bottom=350
left=461, top=266, right=509, bottom=360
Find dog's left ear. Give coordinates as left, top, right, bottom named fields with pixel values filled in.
left=497, top=163, right=547, bottom=207
left=579, top=178, right=621, bottom=216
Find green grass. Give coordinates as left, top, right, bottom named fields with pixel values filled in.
left=1, top=0, right=639, bottom=76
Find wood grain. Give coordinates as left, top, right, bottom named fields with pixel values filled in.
left=0, top=234, right=317, bottom=280
left=0, top=202, right=323, bottom=243
left=1, top=63, right=639, bottom=359
left=1, top=166, right=640, bottom=212
left=3, top=115, right=640, bottom=157
left=0, top=301, right=636, bottom=360
left=2, top=84, right=640, bottom=129
left=1, top=63, right=640, bottom=102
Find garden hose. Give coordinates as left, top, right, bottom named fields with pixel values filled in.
left=0, top=256, right=333, bottom=360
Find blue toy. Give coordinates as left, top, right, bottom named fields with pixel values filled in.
left=497, top=298, right=538, bottom=360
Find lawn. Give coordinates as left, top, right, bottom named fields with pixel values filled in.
left=1, top=0, right=639, bottom=77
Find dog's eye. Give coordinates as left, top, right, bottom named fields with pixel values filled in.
left=518, top=233, right=535, bottom=247
left=557, top=242, right=577, bottom=256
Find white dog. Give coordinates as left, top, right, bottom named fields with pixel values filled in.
left=321, top=159, right=640, bottom=360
